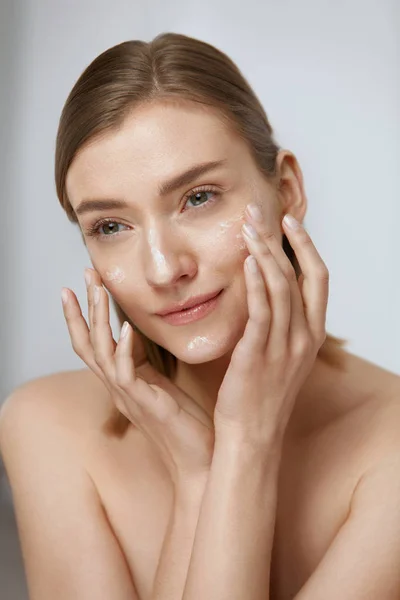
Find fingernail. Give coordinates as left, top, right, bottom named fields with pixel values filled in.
left=283, top=214, right=301, bottom=230
left=246, top=203, right=263, bottom=222
left=61, top=288, right=69, bottom=305
left=120, top=321, right=129, bottom=339
left=245, top=255, right=259, bottom=274
left=242, top=222, right=259, bottom=240
left=84, top=268, right=92, bottom=287
left=93, top=285, right=100, bottom=305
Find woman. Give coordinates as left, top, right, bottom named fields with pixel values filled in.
left=1, top=32, right=400, bottom=600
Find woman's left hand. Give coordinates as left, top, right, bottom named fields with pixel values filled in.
left=214, top=206, right=329, bottom=446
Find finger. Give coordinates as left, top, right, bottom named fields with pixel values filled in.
left=253, top=226, right=308, bottom=348
left=114, top=322, right=158, bottom=409
left=282, top=216, right=329, bottom=343
left=242, top=222, right=291, bottom=359
left=84, top=268, right=95, bottom=348
left=113, top=321, right=146, bottom=422
left=241, top=254, right=271, bottom=355
left=115, top=322, right=177, bottom=423
left=245, top=207, right=309, bottom=352
left=61, top=287, right=110, bottom=388
left=91, top=283, right=117, bottom=382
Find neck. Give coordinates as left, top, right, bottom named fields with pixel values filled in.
left=173, top=350, right=234, bottom=420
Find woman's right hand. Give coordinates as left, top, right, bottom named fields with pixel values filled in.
left=61, top=267, right=215, bottom=488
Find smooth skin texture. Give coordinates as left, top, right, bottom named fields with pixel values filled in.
left=179, top=211, right=329, bottom=600
left=65, top=99, right=315, bottom=419
left=1, top=99, right=400, bottom=599
left=63, top=195, right=400, bottom=600
left=59, top=200, right=329, bottom=600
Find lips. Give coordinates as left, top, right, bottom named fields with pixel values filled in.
left=156, top=289, right=222, bottom=316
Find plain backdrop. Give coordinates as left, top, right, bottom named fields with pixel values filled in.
left=1, top=0, right=399, bottom=408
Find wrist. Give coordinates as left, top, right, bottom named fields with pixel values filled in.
left=214, top=423, right=284, bottom=458
left=173, top=471, right=209, bottom=503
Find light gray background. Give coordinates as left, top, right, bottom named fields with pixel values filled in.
left=0, top=0, right=398, bottom=597
left=1, top=0, right=399, bottom=410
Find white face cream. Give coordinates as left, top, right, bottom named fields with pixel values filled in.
left=214, top=210, right=248, bottom=252
left=104, top=265, right=126, bottom=284
left=186, top=335, right=220, bottom=351
left=148, top=227, right=168, bottom=273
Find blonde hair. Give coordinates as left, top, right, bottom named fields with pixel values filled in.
left=55, top=32, right=349, bottom=437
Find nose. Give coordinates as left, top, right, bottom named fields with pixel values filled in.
left=141, top=224, right=197, bottom=288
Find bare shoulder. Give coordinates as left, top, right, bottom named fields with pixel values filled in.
left=0, top=368, right=112, bottom=435
left=0, top=369, right=141, bottom=599
left=0, top=368, right=118, bottom=476
left=336, top=352, right=400, bottom=470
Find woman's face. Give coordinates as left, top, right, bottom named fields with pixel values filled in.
left=66, top=100, right=282, bottom=364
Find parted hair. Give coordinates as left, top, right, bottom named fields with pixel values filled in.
left=55, top=32, right=349, bottom=437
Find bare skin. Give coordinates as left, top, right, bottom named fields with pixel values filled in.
left=2, top=99, right=400, bottom=598
left=8, top=349, right=397, bottom=600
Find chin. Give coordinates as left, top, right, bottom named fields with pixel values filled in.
left=174, top=340, right=229, bottom=364
left=136, top=288, right=249, bottom=364
left=165, top=321, right=246, bottom=365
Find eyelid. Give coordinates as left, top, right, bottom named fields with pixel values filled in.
left=85, top=183, right=224, bottom=240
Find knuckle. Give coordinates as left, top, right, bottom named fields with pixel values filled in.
left=253, top=306, right=270, bottom=324
left=93, top=349, right=106, bottom=368
left=293, top=335, right=311, bottom=357
left=258, top=241, right=272, bottom=256
left=115, top=370, right=132, bottom=390
left=71, top=341, right=85, bottom=358
left=284, top=265, right=297, bottom=282
left=317, top=265, right=330, bottom=282
left=301, top=231, right=314, bottom=245
left=64, top=314, right=78, bottom=328
left=264, top=231, right=276, bottom=244
left=271, top=276, right=289, bottom=295
left=231, top=340, right=249, bottom=366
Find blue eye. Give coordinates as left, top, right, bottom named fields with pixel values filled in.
left=85, top=185, right=221, bottom=241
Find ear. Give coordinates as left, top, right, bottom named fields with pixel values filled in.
left=275, top=150, right=308, bottom=225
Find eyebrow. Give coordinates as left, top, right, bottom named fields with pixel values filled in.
left=74, top=159, right=228, bottom=217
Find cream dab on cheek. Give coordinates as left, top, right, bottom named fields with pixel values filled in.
left=215, top=212, right=247, bottom=251
left=104, top=265, right=126, bottom=284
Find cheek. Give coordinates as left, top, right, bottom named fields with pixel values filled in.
left=96, top=262, right=154, bottom=316
left=98, top=264, right=134, bottom=298
left=207, top=212, right=249, bottom=268
left=94, top=214, right=249, bottom=290
left=103, top=265, right=126, bottom=284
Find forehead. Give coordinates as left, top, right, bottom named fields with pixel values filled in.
left=66, top=100, right=248, bottom=207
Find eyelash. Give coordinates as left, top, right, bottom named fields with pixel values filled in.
left=84, top=185, right=221, bottom=241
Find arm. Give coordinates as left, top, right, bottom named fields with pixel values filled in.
left=293, top=457, right=400, bottom=599
left=182, top=433, right=282, bottom=600
left=0, top=387, right=139, bottom=600
left=151, top=478, right=207, bottom=600
left=154, top=430, right=400, bottom=600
